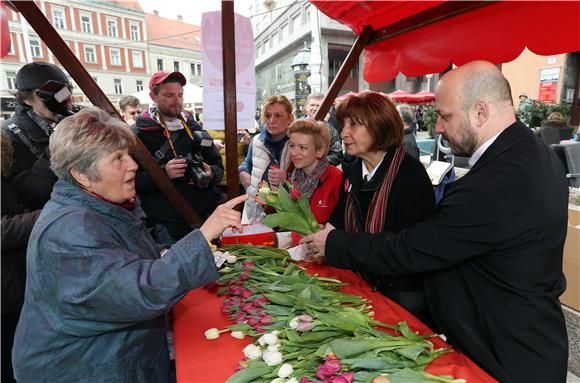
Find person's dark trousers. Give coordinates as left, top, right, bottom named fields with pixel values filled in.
left=2, top=311, right=20, bottom=383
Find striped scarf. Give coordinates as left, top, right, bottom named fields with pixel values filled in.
left=344, top=145, right=406, bottom=233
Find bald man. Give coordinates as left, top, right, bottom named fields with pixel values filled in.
left=302, top=61, right=568, bottom=383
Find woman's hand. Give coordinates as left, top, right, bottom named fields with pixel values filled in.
left=239, top=171, right=251, bottom=190
left=299, top=223, right=336, bottom=263
left=200, top=194, right=249, bottom=241
left=267, top=167, right=286, bottom=189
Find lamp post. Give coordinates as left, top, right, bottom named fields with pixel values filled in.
left=291, top=42, right=311, bottom=118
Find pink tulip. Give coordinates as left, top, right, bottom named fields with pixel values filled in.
left=242, top=261, right=254, bottom=270
left=239, top=271, right=251, bottom=281
left=227, top=286, right=244, bottom=296
left=316, top=359, right=342, bottom=380
left=247, top=317, right=260, bottom=326
left=296, top=322, right=315, bottom=332
left=327, top=373, right=354, bottom=383
left=253, top=296, right=269, bottom=306
left=240, top=302, right=255, bottom=313
left=254, top=325, right=266, bottom=334
left=234, top=313, right=246, bottom=323
left=297, top=314, right=313, bottom=322
left=259, top=315, right=273, bottom=324
left=241, top=289, right=253, bottom=300
left=299, top=378, right=316, bottom=383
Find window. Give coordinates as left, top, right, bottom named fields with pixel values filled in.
left=196, top=64, right=202, bottom=76
left=256, top=44, right=261, bottom=57
left=52, top=7, right=66, bottom=29
left=110, top=48, right=121, bottom=66
left=114, top=79, right=122, bottom=94
left=264, top=38, right=269, bottom=51
left=291, top=13, right=301, bottom=32
left=7, top=34, right=15, bottom=55
left=305, top=5, right=312, bottom=23
left=84, top=45, right=96, bottom=63
left=271, top=31, right=278, bottom=44
left=30, top=40, right=42, bottom=58
left=6, top=71, right=16, bottom=90
left=157, top=58, right=163, bottom=71
left=280, top=23, right=288, bottom=39
left=132, top=51, right=143, bottom=67
left=136, top=80, right=143, bottom=92
left=80, top=14, right=92, bottom=33
left=130, top=23, right=140, bottom=41
left=173, top=61, right=179, bottom=72
left=191, top=63, right=196, bottom=75
left=107, top=18, right=118, bottom=37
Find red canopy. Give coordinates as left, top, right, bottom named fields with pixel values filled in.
left=310, top=1, right=580, bottom=83
left=387, top=89, right=435, bottom=104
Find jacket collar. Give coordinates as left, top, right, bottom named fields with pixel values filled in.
left=346, top=148, right=395, bottom=193
left=15, top=103, right=53, bottom=142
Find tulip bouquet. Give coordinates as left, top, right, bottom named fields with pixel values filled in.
left=256, top=181, right=320, bottom=236
left=206, top=245, right=465, bottom=383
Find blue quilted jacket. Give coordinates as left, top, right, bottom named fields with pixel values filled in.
left=12, top=179, right=218, bottom=382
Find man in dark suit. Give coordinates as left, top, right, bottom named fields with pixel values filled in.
left=302, top=60, right=568, bottom=383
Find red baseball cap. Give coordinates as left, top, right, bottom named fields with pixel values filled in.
left=149, top=71, right=186, bottom=91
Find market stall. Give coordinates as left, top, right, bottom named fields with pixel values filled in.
left=173, top=261, right=496, bottom=382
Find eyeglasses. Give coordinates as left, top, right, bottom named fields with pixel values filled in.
left=129, top=110, right=142, bottom=116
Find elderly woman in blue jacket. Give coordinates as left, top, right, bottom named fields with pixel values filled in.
left=12, top=107, right=247, bottom=383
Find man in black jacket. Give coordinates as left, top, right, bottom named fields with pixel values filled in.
left=303, top=61, right=568, bottom=383
left=134, top=71, right=224, bottom=242
left=1, top=62, right=72, bottom=210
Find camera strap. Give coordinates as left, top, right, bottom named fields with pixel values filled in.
left=6, top=122, right=41, bottom=159
left=156, top=112, right=194, bottom=162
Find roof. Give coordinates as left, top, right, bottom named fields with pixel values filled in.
left=100, top=1, right=143, bottom=12
left=310, top=1, right=580, bottom=82
left=145, top=13, right=201, bottom=51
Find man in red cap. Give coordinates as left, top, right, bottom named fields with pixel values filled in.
left=133, top=71, right=224, bottom=243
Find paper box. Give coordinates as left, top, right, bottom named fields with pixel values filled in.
left=221, top=223, right=277, bottom=247
left=561, top=221, right=580, bottom=311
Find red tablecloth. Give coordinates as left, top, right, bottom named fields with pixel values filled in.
left=173, top=263, right=497, bottom=383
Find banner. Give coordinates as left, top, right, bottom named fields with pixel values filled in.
left=202, top=12, right=255, bottom=130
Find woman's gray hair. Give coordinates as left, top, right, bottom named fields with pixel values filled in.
left=50, top=106, right=136, bottom=183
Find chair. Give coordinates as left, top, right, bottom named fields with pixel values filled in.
left=558, top=126, right=574, bottom=141
left=563, top=142, right=580, bottom=188
left=539, top=127, right=563, bottom=146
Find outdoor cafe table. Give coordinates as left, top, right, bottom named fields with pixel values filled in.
left=173, top=262, right=497, bottom=383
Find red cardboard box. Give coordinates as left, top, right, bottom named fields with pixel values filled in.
left=220, top=223, right=277, bottom=247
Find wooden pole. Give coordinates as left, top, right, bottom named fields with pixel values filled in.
left=221, top=1, right=240, bottom=202
left=9, top=0, right=202, bottom=226
left=314, top=26, right=373, bottom=121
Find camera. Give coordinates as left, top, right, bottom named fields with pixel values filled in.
left=35, top=80, right=75, bottom=117
left=178, top=153, right=211, bottom=189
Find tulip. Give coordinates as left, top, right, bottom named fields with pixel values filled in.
left=296, top=321, right=315, bottom=332
left=226, top=253, right=237, bottom=263
left=371, top=376, right=391, bottom=383
left=204, top=328, right=221, bottom=340
left=316, top=359, right=342, bottom=380
left=259, top=315, right=274, bottom=324
left=297, top=314, right=313, bottom=323
left=242, top=344, right=263, bottom=360
left=287, top=379, right=299, bottom=383
left=239, top=271, right=251, bottom=281
left=290, top=187, right=301, bottom=200
left=299, top=378, right=316, bottom=383
left=231, top=331, right=246, bottom=339
left=258, top=180, right=271, bottom=194
left=234, top=313, right=246, bottom=323
left=247, top=317, right=261, bottom=326
left=328, top=372, right=354, bottom=383
left=227, top=286, right=244, bottom=296
left=277, top=363, right=294, bottom=378
left=262, top=349, right=283, bottom=366
left=241, top=289, right=253, bottom=300
left=254, top=325, right=266, bottom=334
left=288, top=317, right=300, bottom=330
left=258, top=332, right=279, bottom=346
left=242, top=261, right=254, bottom=270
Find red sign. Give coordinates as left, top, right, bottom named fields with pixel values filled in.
left=538, top=81, right=557, bottom=102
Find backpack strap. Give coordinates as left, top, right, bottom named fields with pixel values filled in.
left=6, top=122, right=41, bottom=159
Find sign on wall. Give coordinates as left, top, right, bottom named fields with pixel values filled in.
left=538, top=67, right=560, bottom=102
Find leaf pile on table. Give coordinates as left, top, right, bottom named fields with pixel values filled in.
left=208, top=245, right=465, bottom=383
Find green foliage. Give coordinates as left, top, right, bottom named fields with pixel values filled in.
left=516, top=100, right=571, bottom=128
left=421, top=105, right=438, bottom=139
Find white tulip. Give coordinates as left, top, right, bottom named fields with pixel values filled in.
left=277, top=363, right=294, bottom=379
left=258, top=332, right=279, bottom=346
left=226, top=254, right=238, bottom=263
left=262, top=349, right=283, bottom=366
left=204, top=328, right=221, bottom=340
left=242, top=344, right=263, bottom=360
left=230, top=331, right=245, bottom=339
left=286, top=378, right=298, bottom=383
left=288, top=317, right=300, bottom=330
left=269, top=379, right=285, bottom=383
left=267, top=344, right=280, bottom=352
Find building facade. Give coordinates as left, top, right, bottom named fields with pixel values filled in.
left=0, top=0, right=203, bottom=120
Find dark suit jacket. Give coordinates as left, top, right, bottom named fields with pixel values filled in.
left=326, top=121, right=568, bottom=383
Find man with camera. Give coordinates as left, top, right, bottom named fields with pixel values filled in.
left=2, top=62, right=75, bottom=210
left=133, top=71, right=224, bottom=242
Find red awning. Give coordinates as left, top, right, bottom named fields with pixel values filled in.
left=310, top=1, right=580, bottom=83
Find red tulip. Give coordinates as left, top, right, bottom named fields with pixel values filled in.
left=290, top=187, right=301, bottom=200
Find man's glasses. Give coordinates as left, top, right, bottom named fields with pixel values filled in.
left=129, top=110, right=142, bottom=116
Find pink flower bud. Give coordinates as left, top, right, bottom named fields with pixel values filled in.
left=247, top=316, right=260, bottom=326
left=242, top=261, right=254, bottom=270
left=259, top=315, right=273, bottom=324
left=254, top=325, right=266, bottom=334
left=299, top=378, right=316, bottom=383
left=234, top=313, right=246, bottom=323
left=239, top=271, right=251, bottom=281
left=241, top=289, right=253, bottom=300
left=316, top=359, right=342, bottom=380
left=297, top=314, right=313, bottom=323
left=296, top=322, right=315, bottom=332
left=327, top=373, right=354, bottom=383
left=253, top=296, right=269, bottom=306
left=240, top=302, right=254, bottom=313
left=227, top=286, right=244, bottom=296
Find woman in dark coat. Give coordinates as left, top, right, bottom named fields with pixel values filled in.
left=326, top=92, right=435, bottom=322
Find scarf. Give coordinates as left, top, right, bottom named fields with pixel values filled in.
left=291, top=157, right=329, bottom=200
left=263, top=130, right=288, bottom=163
left=344, top=145, right=405, bottom=233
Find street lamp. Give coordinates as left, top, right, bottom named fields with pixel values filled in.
left=291, top=41, right=311, bottom=117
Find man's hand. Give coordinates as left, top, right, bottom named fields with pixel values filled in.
left=300, top=223, right=336, bottom=263
left=200, top=194, right=249, bottom=241
left=165, top=158, right=188, bottom=179
left=213, top=139, right=225, bottom=150
left=239, top=132, right=251, bottom=146
left=202, top=162, right=214, bottom=179
left=268, top=167, right=286, bottom=189
left=239, top=171, right=251, bottom=190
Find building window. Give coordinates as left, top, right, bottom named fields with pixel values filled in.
left=191, top=63, right=196, bottom=75
left=7, top=34, right=15, bottom=55
left=6, top=71, right=16, bottom=90
left=130, top=23, right=140, bottom=41
left=30, top=40, right=42, bottom=58
left=173, top=61, right=179, bottom=72
left=132, top=51, right=143, bottom=67
left=305, top=5, right=312, bottom=23
left=271, top=31, right=278, bottom=45
left=280, top=23, right=288, bottom=39
left=196, top=64, right=202, bottom=76
left=84, top=45, right=96, bottom=63
left=136, top=80, right=143, bottom=92
left=114, top=79, right=123, bottom=94
left=107, top=18, right=118, bottom=37
left=110, top=48, right=121, bottom=66
left=52, top=7, right=66, bottom=29
left=256, top=44, right=261, bottom=57
left=157, top=58, right=163, bottom=71
left=291, top=13, right=301, bottom=32
left=80, top=14, right=92, bottom=33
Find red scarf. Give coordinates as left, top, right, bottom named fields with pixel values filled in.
left=344, top=145, right=405, bottom=233
left=88, top=191, right=136, bottom=211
